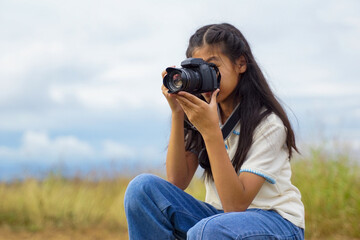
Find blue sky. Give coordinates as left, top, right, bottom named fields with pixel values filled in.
left=1, top=0, right=359, bottom=179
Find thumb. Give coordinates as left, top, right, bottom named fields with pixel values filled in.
left=209, top=89, right=220, bottom=106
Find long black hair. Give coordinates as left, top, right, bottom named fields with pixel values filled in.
left=184, top=23, right=298, bottom=180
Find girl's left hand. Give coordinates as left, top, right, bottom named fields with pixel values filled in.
left=175, top=89, right=220, bottom=137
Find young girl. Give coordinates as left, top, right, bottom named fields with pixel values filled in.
left=124, top=23, right=305, bottom=240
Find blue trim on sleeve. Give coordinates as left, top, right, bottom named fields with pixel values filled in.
left=240, top=169, right=276, bottom=184
left=233, top=130, right=240, bottom=135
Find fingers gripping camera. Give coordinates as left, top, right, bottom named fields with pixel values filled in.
left=163, top=58, right=221, bottom=94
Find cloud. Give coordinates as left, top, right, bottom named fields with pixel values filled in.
left=0, top=131, right=91, bottom=163
left=12, top=131, right=94, bottom=163
left=47, top=62, right=166, bottom=110
left=102, top=140, right=136, bottom=160
left=0, top=131, right=164, bottom=164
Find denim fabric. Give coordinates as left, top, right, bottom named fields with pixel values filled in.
left=124, top=174, right=304, bottom=240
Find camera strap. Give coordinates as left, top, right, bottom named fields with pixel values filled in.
left=220, top=103, right=241, bottom=141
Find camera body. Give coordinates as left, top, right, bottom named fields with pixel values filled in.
left=163, top=58, right=221, bottom=94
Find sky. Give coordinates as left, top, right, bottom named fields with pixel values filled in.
left=0, top=0, right=359, bottom=179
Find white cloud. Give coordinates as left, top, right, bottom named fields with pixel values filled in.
left=102, top=140, right=136, bottom=160
left=277, top=80, right=360, bottom=98
left=47, top=61, right=166, bottom=111
left=21, top=131, right=94, bottom=162
left=0, top=131, right=94, bottom=163
left=0, top=131, right=164, bottom=164
left=48, top=80, right=165, bottom=111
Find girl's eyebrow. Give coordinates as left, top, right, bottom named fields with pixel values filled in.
left=204, top=56, right=221, bottom=62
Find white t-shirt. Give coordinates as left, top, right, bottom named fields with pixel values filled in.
left=204, top=112, right=305, bottom=229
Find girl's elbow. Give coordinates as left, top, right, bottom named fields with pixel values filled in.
left=167, top=177, right=188, bottom=190
left=222, top=202, right=250, bottom=213
left=223, top=206, right=247, bottom=213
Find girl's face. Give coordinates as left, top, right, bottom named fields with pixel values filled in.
left=192, top=45, right=246, bottom=106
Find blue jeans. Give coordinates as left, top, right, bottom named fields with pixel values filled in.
left=124, top=174, right=304, bottom=240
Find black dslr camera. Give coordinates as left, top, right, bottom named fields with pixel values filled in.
left=163, top=58, right=221, bottom=94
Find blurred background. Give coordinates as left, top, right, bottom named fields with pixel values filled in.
left=1, top=1, right=360, bottom=239
left=1, top=0, right=359, bottom=180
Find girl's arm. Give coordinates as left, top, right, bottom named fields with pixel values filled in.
left=202, top=128, right=265, bottom=212
left=161, top=72, right=198, bottom=190
left=175, top=90, right=265, bottom=212
left=165, top=111, right=198, bottom=190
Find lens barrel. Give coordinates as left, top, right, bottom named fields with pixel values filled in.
left=164, top=68, right=201, bottom=94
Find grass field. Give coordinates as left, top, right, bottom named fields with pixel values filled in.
left=0, top=149, right=359, bottom=239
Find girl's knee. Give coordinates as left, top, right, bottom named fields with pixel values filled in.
left=187, top=223, right=200, bottom=240
left=187, top=215, right=222, bottom=240
left=187, top=214, right=241, bottom=240
left=124, top=174, right=162, bottom=208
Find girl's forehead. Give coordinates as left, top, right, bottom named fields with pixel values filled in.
left=192, top=45, right=223, bottom=60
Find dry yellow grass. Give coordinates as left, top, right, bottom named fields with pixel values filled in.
left=0, top=225, right=127, bottom=240
left=0, top=150, right=359, bottom=239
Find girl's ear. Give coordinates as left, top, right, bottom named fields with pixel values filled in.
left=236, top=55, right=247, bottom=74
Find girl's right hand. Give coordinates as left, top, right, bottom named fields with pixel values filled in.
left=161, top=67, right=184, bottom=114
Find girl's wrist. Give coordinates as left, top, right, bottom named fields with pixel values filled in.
left=201, top=126, right=223, bottom=143
left=172, top=111, right=184, bottom=120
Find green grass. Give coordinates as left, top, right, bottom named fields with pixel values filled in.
left=291, top=149, right=360, bottom=238
left=0, top=149, right=359, bottom=239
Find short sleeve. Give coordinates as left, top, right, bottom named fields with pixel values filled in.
left=240, top=114, right=288, bottom=184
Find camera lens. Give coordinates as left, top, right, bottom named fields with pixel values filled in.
left=167, top=70, right=186, bottom=92
left=172, top=73, right=183, bottom=88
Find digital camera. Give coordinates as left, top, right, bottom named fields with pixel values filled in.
left=163, top=58, right=221, bottom=94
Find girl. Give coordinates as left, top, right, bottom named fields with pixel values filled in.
left=124, top=23, right=305, bottom=240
